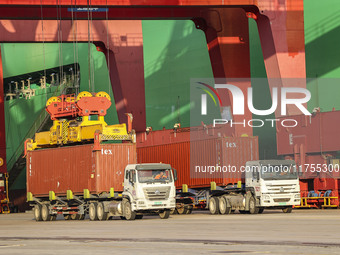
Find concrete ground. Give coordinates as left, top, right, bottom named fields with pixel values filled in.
left=1, top=209, right=340, bottom=254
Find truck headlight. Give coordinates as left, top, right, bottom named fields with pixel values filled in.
left=263, top=195, right=270, bottom=200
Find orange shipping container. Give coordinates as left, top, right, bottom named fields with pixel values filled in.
left=27, top=143, right=137, bottom=197
left=137, top=137, right=259, bottom=189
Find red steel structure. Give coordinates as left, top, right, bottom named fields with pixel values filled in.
left=0, top=0, right=305, bottom=208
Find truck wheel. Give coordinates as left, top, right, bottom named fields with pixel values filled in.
left=34, top=204, right=42, bottom=221
left=248, top=196, right=259, bottom=214
left=159, top=210, right=170, bottom=219
left=97, top=202, right=108, bottom=221
left=219, top=196, right=231, bottom=215
left=71, top=214, right=81, bottom=220
left=258, top=208, right=264, bottom=214
left=176, top=206, right=188, bottom=215
left=64, top=214, right=71, bottom=220
left=123, top=200, right=136, bottom=220
left=89, top=202, right=99, bottom=221
left=209, top=197, right=220, bottom=215
left=41, top=204, right=52, bottom=221
left=136, top=215, right=143, bottom=219
left=282, top=207, right=293, bottom=213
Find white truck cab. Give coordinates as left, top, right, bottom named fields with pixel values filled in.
left=245, top=160, right=301, bottom=213
left=121, top=163, right=177, bottom=219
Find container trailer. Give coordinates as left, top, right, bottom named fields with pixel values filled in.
left=137, top=129, right=301, bottom=214
left=26, top=141, right=177, bottom=221
left=25, top=91, right=177, bottom=221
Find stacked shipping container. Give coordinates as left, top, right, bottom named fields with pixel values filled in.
left=137, top=133, right=259, bottom=189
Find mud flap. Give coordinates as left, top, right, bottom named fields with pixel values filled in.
left=245, top=191, right=252, bottom=211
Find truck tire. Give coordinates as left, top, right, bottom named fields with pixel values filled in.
left=97, top=202, right=108, bottom=221
left=41, top=204, right=52, bottom=221
left=89, top=202, right=99, bottom=221
left=248, top=196, right=259, bottom=214
left=219, top=196, right=232, bottom=215
left=34, top=204, right=42, bottom=221
left=159, top=210, right=170, bottom=219
left=123, top=200, right=136, bottom=220
left=282, top=207, right=293, bottom=213
left=209, top=197, right=220, bottom=215
left=176, top=206, right=188, bottom=215
left=64, top=214, right=71, bottom=220
left=71, top=214, right=81, bottom=220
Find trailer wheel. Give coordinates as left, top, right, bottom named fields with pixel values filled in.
left=248, top=196, right=259, bottom=214
left=71, top=214, right=81, bottom=220
left=209, top=197, right=220, bottom=215
left=123, top=200, right=136, bottom=220
left=97, top=202, right=108, bottom=221
left=89, top=202, right=99, bottom=221
left=282, top=207, right=293, bottom=213
left=186, top=207, right=193, bottom=214
left=34, top=204, right=42, bottom=221
left=41, top=204, right=52, bottom=221
left=219, top=197, right=231, bottom=215
left=176, top=206, right=188, bottom=215
left=159, top=210, right=170, bottom=219
left=64, top=214, right=71, bottom=220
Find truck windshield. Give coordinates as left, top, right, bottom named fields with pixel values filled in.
left=138, top=169, right=173, bottom=183
left=261, top=164, right=298, bottom=180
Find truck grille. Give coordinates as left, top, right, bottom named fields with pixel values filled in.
left=273, top=198, right=291, bottom=203
left=143, top=187, right=170, bottom=201
left=266, top=184, right=296, bottom=193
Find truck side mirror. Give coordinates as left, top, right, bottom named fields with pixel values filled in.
left=172, top=168, right=178, bottom=181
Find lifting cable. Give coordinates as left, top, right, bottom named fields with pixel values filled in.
left=56, top=0, right=63, bottom=87
left=71, top=0, right=80, bottom=94
left=90, top=0, right=95, bottom=93
left=106, top=0, right=111, bottom=95
left=75, top=0, right=80, bottom=94
left=87, top=0, right=91, bottom=92
left=40, top=0, right=47, bottom=100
